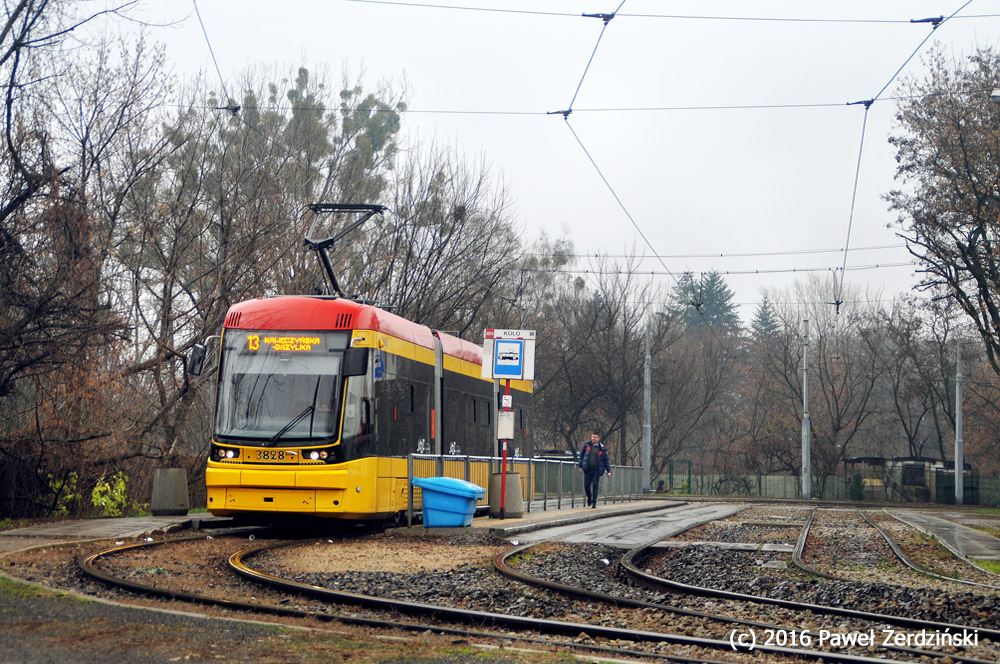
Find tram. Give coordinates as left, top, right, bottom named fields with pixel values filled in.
left=190, top=205, right=532, bottom=520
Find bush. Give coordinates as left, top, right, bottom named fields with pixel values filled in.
left=850, top=473, right=865, bottom=501
left=44, top=472, right=80, bottom=516
left=91, top=471, right=148, bottom=516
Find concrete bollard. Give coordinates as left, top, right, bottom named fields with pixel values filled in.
left=151, top=467, right=190, bottom=516
left=489, top=472, right=524, bottom=519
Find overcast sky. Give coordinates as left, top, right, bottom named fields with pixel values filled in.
left=124, top=0, right=1000, bottom=320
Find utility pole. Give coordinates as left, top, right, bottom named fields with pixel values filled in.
left=643, top=322, right=651, bottom=492
left=801, top=319, right=811, bottom=500
left=955, top=340, right=964, bottom=505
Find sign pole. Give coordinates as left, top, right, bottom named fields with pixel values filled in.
left=482, top=328, right=534, bottom=520
left=500, top=379, right=511, bottom=518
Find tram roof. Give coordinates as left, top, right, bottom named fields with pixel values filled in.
left=225, top=296, right=482, bottom=364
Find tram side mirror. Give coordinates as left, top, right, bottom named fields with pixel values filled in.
left=342, top=347, right=369, bottom=377
left=188, top=344, right=207, bottom=376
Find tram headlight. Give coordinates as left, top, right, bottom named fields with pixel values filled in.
left=309, top=451, right=320, bottom=461
left=213, top=447, right=239, bottom=460
left=319, top=451, right=328, bottom=460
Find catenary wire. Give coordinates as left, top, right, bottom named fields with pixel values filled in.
left=834, top=0, right=973, bottom=315
left=567, top=2, right=627, bottom=113
left=562, top=118, right=678, bottom=288
left=523, top=262, right=915, bottom=277
left=530, top=243, right=907, bottom=260
left=337, top=0, right=999, bottom=24
left=836, top=101, right=872, bottom=312
left=168, top=91, right=980, bottom=117
left=872, top=1, right=975, bottom=103
left=185, top=0, right=975, bottom=319
left=192, top=0, right=233, bottom=107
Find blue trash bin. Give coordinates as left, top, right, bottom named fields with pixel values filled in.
left=412, top=477, right=486, bottom=527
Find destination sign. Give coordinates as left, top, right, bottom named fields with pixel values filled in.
left=247, top=334, right=321, bottom=352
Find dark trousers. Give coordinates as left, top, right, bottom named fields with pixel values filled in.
left=583, top=470, right=603, bottom=506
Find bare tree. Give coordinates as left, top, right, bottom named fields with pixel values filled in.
left=888, top=47, right=1000, bottom=374
left=347, top=147, right=523, bottom=337
left=531, top=254, right=663, bottom=461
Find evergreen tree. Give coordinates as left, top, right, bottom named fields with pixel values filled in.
left=670, top=271, right=740, bottom=331
left=751, top=295, right=781, bottom=338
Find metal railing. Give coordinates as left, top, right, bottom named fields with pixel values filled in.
left=406, top=454, right=643, bottom=526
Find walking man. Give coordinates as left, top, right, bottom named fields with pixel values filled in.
left=579, top=431, right=611, bottom=508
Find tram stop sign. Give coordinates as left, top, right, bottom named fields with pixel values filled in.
left=481, top=329, right=535, bottom=381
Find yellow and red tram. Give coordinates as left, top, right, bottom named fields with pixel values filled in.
left=203, top=295, right=533, bottom=520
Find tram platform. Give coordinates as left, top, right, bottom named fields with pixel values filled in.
left=0, top=515, right=223, bottom=555
left=889, top=509, right=1000, bottom=562
left=0, top=499, right=677, bottom=554
left=401, top=498, right=678, bottom=537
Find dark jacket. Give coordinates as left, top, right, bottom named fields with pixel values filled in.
left=579, top=442, right=611, bottom=474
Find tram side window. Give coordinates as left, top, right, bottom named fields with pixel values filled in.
left=519, top=406, right=533, bottom=456
left=341, top=375, right=370, bottom=442
left=473, top=397, right=490, bottom=447
left=376, top=379, right=430, bottom=456
left=443, top=388, right=469, bottom=455
left=398, top=381, right=418, bottom=453
left=411, top=381, right=429, bottom=450
left=375, top=380, right=396, bottom=456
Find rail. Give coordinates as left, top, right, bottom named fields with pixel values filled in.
left=406, top=454, right=643, bottom=526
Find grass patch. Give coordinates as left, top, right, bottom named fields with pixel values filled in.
left=281, top=634, right=579, bottom=663
left=0, top=518, right=32, bottom=532
left=969, top=524, right=1000, bottom=539
left=914, top=533, right=954, bottom=561
left=0, top=576, right=63, bottom=599
left=972, top=558, right=1000, bottom=575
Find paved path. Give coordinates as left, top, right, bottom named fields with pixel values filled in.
left=516, top=502, right=747, bottom=547
left=0, top=516, right=212, bottom=555
left=890, top=510, right=1000, bottom=562
left=0, top=501, right=676, bottom=552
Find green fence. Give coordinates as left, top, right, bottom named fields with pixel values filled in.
left=656, top=472, right=1000, bottom=506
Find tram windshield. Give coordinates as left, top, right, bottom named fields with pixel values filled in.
left=214, top=330, right=351, bottom=445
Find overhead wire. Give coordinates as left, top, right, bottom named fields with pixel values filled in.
left=337, top=0, right=999, bottom=24
left=835, top=100, right=871, bottom=314
left=531, top=243, right=906, bottom=261
left=163, top=92, right=978, bottom=118
left=189, top=0, right=397, bottom=279
left=535, top=1, right=972, bottom=338
left=550, top=0, right=680, bottom=288
left=185, top=0, right=980, bottom=325
left=192, top=0, right=235, bottom=111
left=561, top=120, right=676, bottom=285
left=833, top=0, right=973, bottom=315
left=569, top=4, right=625, bottom=111
left=523, top=262, right=915, bottom=277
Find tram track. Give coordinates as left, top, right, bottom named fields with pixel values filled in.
left=0, top=503, right=987, bottom=663
left=495, top=510, right=1000, bottom=662
left=621, top=541, right=998, bottom=663
left=75, top=531, right=777, bottom=664
left=70, top=505, right=995, bottom=664
left=617, top=507, right=999, bottom=663
left=68, top=503, right=821, bottom=662
left=492, top=524, right=997, bottom=664
left=864, top=510, right=1000, bottom=591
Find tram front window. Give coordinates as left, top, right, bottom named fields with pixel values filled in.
left=214, top=330, right=350, bottom=445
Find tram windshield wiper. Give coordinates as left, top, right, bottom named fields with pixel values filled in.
left=265, top=405, right=314, bottom=446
